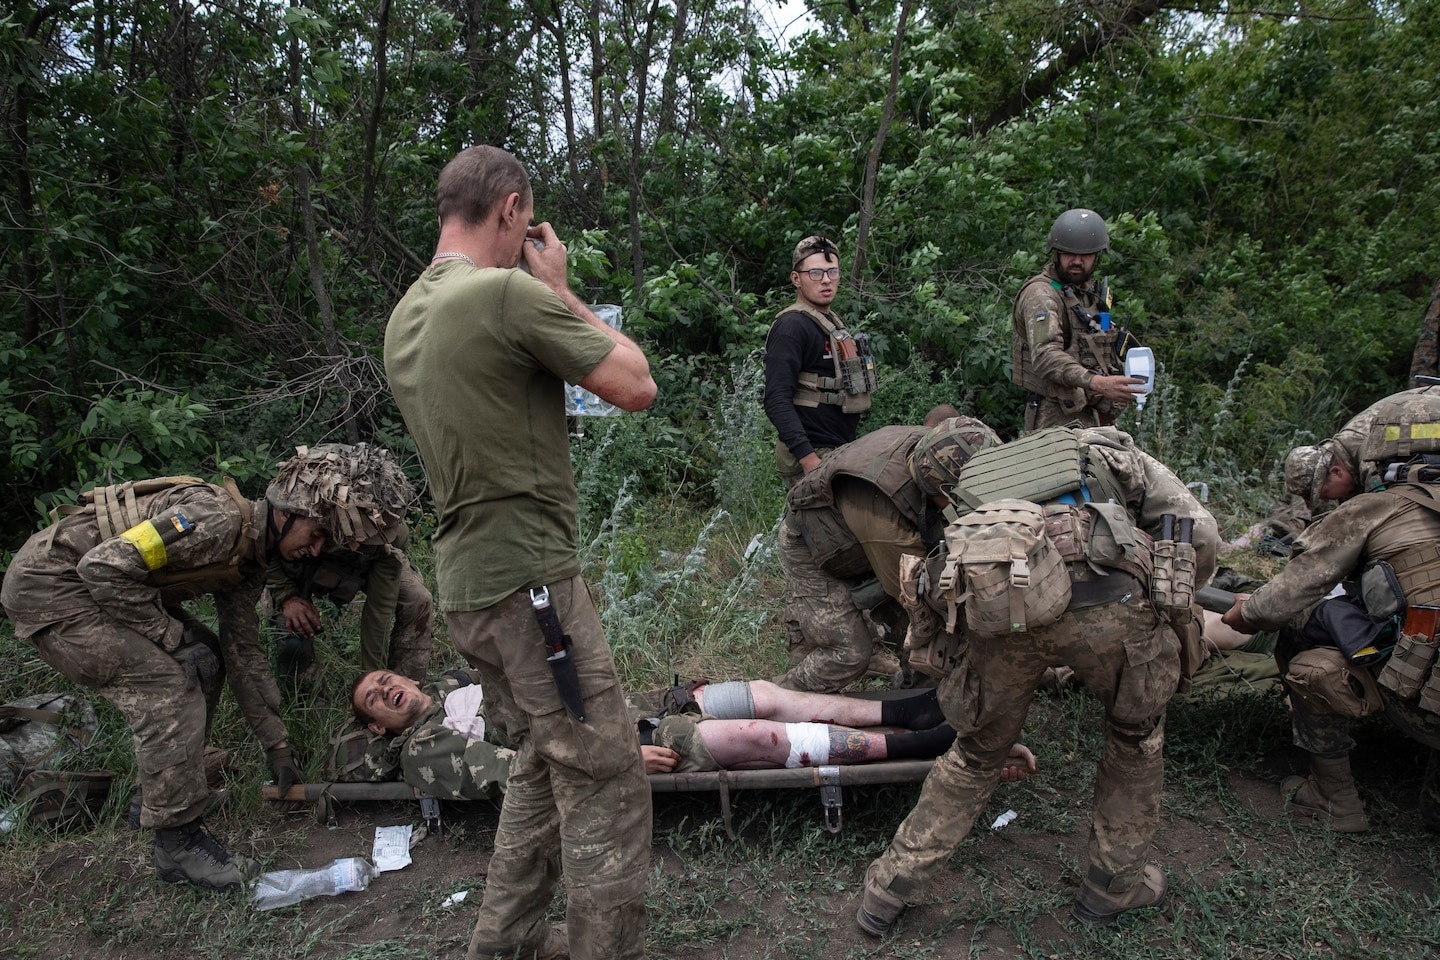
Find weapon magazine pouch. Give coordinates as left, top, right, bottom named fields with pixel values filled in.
left=1380, top=634, right=1438, bottom=699
left=1150, top=541, right=1197, bottom=614
left=1417, top=660, right=1440, bottom=714
left=945, top=498, right=1071, bottom=638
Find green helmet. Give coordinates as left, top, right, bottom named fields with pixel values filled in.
left=266, top=443, right=416, bottom=549
left=1045, top=209, right=1109, bottom=255
left=908, top=416, right=1001, bottom=497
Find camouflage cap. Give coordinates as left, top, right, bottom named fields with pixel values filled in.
left=266, top=443, right=417, bottom=550
left=1283, top=441, right=1336, bottom=509
left=908, top=416, right=1001, bottom=497
left=792, top=235, right=839, bottom=270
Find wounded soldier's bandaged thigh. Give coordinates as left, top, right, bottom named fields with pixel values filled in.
left=699, top=680, right=755, bottom=720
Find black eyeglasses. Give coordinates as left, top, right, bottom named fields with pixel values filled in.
left=802, top=267, right=841, bottom=281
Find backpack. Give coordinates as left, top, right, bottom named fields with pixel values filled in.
left=324, top=722, right=400, bottom=783
left=935, top=499, right=1071, bottom=637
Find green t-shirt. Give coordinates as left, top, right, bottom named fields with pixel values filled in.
left=385, top=261, right=615, bottom=609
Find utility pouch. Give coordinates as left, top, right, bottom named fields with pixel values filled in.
left=1378, top=634, right=1437, bottom=700
left=1150, top=541, right=1197, bottom=614
left=1418, top=664, right=1440, bottom=715
left=898, top=553, right=958, bottom=678
left=1360, top=561, right=1407, bottom=622
left=1287, top=647, right=1384, bottom=719
left=940, top=499, right=1071, bottom=638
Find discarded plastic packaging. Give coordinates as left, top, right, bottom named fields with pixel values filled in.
left=251, top=856, right=375, bottom=911
left=373, top=824, right=413, bottom=873
left=441, top=890, right=470, bottom=908
left=990, top=809, right=1018, bottom=830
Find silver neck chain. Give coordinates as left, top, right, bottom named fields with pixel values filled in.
left=431, top=251, right=477, bottom=269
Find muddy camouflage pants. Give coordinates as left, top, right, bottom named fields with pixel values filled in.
left=869, top=590, right=1180, bottom=902
left=775, top=515, right=874, bottom=693
left=447, top=575, right=651, bottom=960
left=27, top=608, right=218, bottom=829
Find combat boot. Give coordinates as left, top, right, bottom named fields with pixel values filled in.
left=1282, top=754, right=1369, bottom=833
left=855, top=863, right=907, bottom=937
left=153, top=818, right=258, bottom=891
left=1072, top=864, right=1168, bottom=926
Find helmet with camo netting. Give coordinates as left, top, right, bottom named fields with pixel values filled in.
left=266, top=443, right=416, bottom=549
left=908, top=416, right=1001, bottom=497
left=1045, top=209, right=1109, bottom=255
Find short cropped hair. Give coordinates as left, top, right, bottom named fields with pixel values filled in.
left=436, top=145, right=532, bottom=227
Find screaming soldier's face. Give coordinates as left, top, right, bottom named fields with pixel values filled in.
left=354, top=671, right=434, bottom=734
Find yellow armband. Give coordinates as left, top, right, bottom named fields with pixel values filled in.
left=118, top=512, right=194, bottom=571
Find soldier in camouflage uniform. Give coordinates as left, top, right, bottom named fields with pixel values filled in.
left=1225, top=394, right=1440, bottom=833
left=265, top=443, right=433, bottom=680
left=857, top=420, right=1219, bottom=934
left=0, top=447, right=412, bottom=891
left=776, top=417, right=1000, bottom=693
left=1284, top=385, right=1440, bottom=513
left=1011, top=209, right=1148, bottom=432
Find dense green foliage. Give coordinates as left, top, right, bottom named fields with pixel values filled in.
left=2, top=0, right=1436, bottom=540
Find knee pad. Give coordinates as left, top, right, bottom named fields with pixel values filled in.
left=698, top=681, right=755, bottom=720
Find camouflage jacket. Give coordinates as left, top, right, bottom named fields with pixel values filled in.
left=1, top=482, right=287, bottom=749
left=380, top=677, right=514, bottom=801
left=265, top=540, right=408, bottom=660
left=1243, top=486, right=1440, bottom=630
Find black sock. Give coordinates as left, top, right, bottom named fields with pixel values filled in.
left=883, top=724, right=956, bottom=760
left=881, top=688, right=944, bottom=730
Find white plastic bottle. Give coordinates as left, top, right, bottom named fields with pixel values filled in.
left=1123, top=345, right=1155, bottom=412
left=251, top=857, right=376, bottom=911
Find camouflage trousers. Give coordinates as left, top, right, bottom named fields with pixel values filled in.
left=1290, top=674, right=1440, bottom=756
left=774, top=515, right=874, bottom=693
left=1024, top=395, right=1116, bottom=433
left=868, top=589, right=1179, bottom=903
left=26, top=607, right=219, bottom=829
left=359, top=560, right=434, bottom=680
left=447, top=575, right=651, bottom=960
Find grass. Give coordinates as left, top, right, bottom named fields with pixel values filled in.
left=3, top=360, right=1440, bottom=957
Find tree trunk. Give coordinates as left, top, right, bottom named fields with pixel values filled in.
left=1409, top=276, right=1440, bottom=381
left=852, top=0, right=913, bottom=281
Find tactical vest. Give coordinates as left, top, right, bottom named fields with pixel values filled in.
left=929, top=429, right=1154, bottom=633
left=46, top=476, right=256, bottom=604
left=788, top=426, right=931, bottom=579
left=768, top=305, right=878, bottom=414
left=1011, top=274, right=1122, bottom=396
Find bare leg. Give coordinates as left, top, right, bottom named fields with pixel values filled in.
left=696, top=680, right=882, bottom=727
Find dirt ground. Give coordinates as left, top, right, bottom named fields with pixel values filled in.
left=4, top=727, right=1438, bottom=960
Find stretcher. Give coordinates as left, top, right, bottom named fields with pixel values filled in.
left=265, top=759, right=936, bottom=837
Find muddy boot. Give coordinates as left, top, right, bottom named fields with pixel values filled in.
left=153, top=818, right=258, bottom=891
left=1072, top=864, right=1168, bottom=926
left=1281, top=754, right=1370, bottom=833
left=855, top=863, right=907, bottom=937
left=472, top=923, right=568, bottom=960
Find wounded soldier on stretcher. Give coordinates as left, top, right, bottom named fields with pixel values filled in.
left=344, top=670, right=1037, bottom=801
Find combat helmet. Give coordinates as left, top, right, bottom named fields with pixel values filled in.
left=266, top=443, right=416, bottom=550
left=908, top=416, right=1001, bottom=497
left=1358, top=389, right=1440, bottom=488
left=1045, top=209, right=1109, bottom=255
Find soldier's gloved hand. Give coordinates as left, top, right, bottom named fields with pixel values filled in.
left=267, top=745, right=302, bottom=797
left=172, top=641, right=222, bottom=694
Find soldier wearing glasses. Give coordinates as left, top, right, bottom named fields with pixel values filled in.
left=763, top=235, right=879, bottom=487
